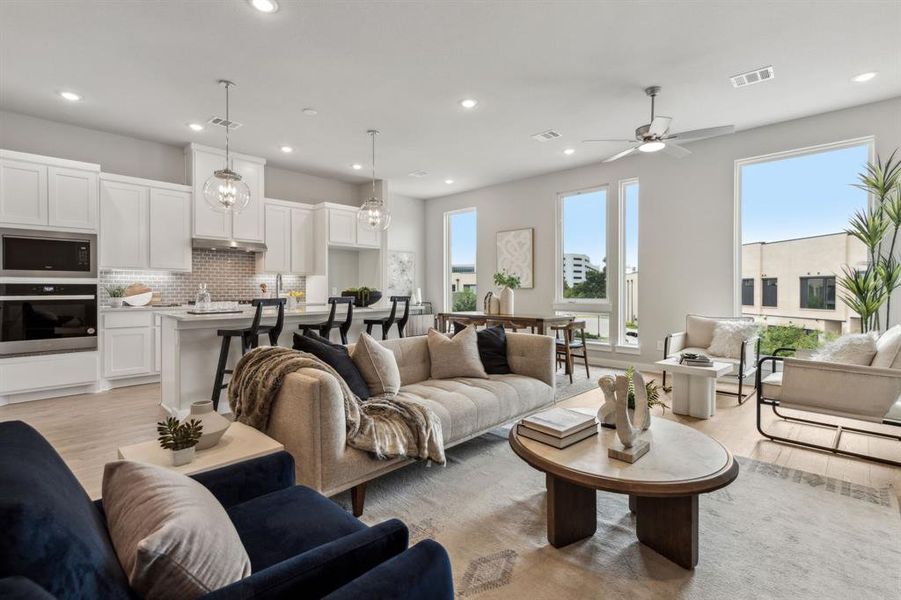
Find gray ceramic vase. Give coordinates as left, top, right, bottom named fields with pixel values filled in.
left=189, top=400, right=230, bottom=450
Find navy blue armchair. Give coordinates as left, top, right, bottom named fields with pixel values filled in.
left=0, top=421, right=454, bottom=599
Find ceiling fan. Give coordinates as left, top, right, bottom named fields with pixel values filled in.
left=583, top=86, right=735, bottom=163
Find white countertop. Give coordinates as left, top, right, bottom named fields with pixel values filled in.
left=158, top=303, right=426, bottom=324
left=100, top=304, right=190, bottom=312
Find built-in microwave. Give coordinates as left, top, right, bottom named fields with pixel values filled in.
left=0, top=228, right=97, bottom=278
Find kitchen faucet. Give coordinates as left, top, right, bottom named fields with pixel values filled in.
left=275, top=273, right=283, bottom=299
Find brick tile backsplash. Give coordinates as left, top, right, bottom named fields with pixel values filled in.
left=99, top=248, right=305, bottom=304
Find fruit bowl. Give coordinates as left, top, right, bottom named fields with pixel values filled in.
left=123, top=291, right=153, bottom=306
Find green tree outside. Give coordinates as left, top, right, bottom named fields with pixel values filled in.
left=452, top=290, right=477, bottom=311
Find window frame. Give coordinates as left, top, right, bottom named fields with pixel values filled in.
left=741, top=278, right=755, bottom=306
left=554, top=184, right=611, bottom=313
left=443, top=207, right=478, bottom=312
left=799, top=275, right=836, bottom=310
left=617, top=178, right=640, bottom=351
left=762, top=277, right=778, bottom=307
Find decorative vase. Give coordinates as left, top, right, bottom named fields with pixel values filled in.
left=109, top=297, right=124, bottom=308
left=190, top=400, right=230, bottom=450
left=286, top=296, right=298, bottom=310
left=499, top=287, right=514, bottom=315
left=171, top=447, right=195, bottom=466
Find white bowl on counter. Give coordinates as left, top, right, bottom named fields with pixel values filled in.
left=123, top=291, right=153, bottom=306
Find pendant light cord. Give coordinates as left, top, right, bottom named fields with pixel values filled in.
left=371, top=130, right=377, bottom=200
left=224, top=82, right=231, bottom=169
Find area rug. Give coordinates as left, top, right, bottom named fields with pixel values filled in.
left=345, top=430, right=901, bottom=599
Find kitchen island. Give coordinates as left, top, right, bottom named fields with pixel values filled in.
left=158, top=303, right=426, bottom=416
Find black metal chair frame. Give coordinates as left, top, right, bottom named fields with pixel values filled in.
left=300, top=296, right=354, bottom=344
left=755, top=347, right=901, bottom=467
left=365, top=296, right=411, bottom=339
left=662, top=334, right=761, bottom=405
left=211, top=298, right=286, bottom=410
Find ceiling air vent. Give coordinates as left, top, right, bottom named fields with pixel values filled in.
left=730, top=66, right=775, bottom=88
left=408, top=170, right=429, bottom=178
left=207, top=116, right=243, bottom=130
left=531, top=129, right=562, bottom=142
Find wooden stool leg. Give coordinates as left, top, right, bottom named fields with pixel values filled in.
left=366, top=323, right=373, bottom=335
left=211, top=336, right=232, bottom=410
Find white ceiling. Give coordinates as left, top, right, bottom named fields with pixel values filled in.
left=1, top=1, right=899, bottom=199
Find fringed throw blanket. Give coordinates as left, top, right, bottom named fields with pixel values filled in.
left=228, top=346, right=445, bottom=464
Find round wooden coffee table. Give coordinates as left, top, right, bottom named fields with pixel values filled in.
left=509, top=416, right=739, bottom=569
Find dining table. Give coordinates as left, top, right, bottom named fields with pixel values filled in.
left=435, top=311, right=573, bottom=335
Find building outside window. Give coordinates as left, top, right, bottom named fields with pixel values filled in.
left=800, top=276, right=836, bottom=310
left=742, top=278, right=754, bottom=306
left=446, top=208, right=477, bottom=311
left=762, top=278, right=778, bottom=307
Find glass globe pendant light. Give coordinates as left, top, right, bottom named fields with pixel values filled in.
left=357, top=129, right=391, bottom=231
left=203, top=80, right=251, bottom=214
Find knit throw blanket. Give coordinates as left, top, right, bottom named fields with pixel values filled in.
left=228, top=346, right=445, bottom=464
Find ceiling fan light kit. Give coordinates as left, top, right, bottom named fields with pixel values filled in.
left=203, top=80, right=251, bottom=214
left=584, top=85, right=735, bottom=163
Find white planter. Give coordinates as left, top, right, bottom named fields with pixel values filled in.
left=171, top=447, right=195, bottom=466
left=108, top=297, right=124, bottom=308
left=190, top=400, right=231, bottom=450
left=499, top=287, right=514, bottom=315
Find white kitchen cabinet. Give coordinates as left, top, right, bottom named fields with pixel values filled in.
left=328, top=208, right=357, bottom=245
left=0, top=159, right=47, bottom=226
left=261, top=203, right=291, bottom=273
left=149, top=187, right=191, bottom=271
left=356, top=220, right=381, bottom=248
left=103, top=327, right=154, bottom=378
left=48, top=166, right=98, bottom=230
left=0, top=151, right=100, bottom=231
left=100, top=179, right=149, bottom=269
left=153, top=319, right=162, bottom=374
left=291, top=206, right=315, bottom=273
left=189, top=147, right=231, bottom=240
left=231, top=157, right=265, bottom=242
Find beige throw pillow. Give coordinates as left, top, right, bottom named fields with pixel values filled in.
left=707, top=320, right=758, bottom=359
left=871, top=325, right=901, bottom=368
left=427, top=326, right=489, bottom=379
left=102, top=461, right=251, bottom=600
left=811, top=332, right=878, bottom=365
left=351, top=332, right=401, bottom=397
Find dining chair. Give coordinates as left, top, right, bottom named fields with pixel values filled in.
left=552, top=321, right=589, bottom=383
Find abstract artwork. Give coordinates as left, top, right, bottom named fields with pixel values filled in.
left=496, top=228, right=534, bottom=288
left=388, top=250, right=415, bottom=296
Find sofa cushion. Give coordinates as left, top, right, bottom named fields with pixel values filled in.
left=707, top=320, right=757, bottom=359
left=374, top=336, right=431, bottom=386
left=227, top=485, right=366, bottom=571
left=872, top=324, right=901, bottom=369
left=0, top=421, right=132, bottom=600
left=102, top=460, right=251, bottom=600
left=427, top=327, right=488, bottom=380
left=685, top=315, right=753, bottom=349
left=452, top=323, right=512, bottom=375
left=294, top=331, right=371, bottom=399
left=761, top=371, right=783, bottom=400
left=398, top=374, right=553, bottom=443
left=352, top=333, right=402, bottom=398
left=811, top=333, right=878, bottom=366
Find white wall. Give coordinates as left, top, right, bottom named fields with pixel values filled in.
left=0, top=109, right=359, bottom=206
left=425, top=96, right=901, bottom=367
left=387, top=192, right=426, bottom=296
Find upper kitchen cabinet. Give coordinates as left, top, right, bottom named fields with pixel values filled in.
left=258, top=199, right=317, bottom=274
left=0, top=150, right=99, bottom=231
left=185, top=144, right=265, bottom=243
left=325, top=203, right=381, bottom=248
left=99, top=173, right=191, bottom=271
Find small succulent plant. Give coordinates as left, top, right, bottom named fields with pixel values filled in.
left=157, top=417, right=203, bottom=451
left=105, top=285, right=126, bottom=298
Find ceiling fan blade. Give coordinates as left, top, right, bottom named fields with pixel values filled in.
left=602, top=147, right=638, bottom=163
left=582, top=138, right=636, bottom=143
left=665, top=124, right=735, bottom=142
left=649, top=116, right=671, bottom=136
left=661, top=143, right=691, bottom=158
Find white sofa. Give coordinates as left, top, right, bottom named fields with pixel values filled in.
left=264, top=332, right=556, bottom=514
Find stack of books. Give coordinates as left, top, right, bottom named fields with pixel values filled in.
left=680, top=352, right=713, bottom=367
left=517, top=408, right=598, bottom=449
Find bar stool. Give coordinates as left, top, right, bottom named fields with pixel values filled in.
left=364, top=295, right=411, bottom=339
left=211, top=298, right=286, bottom=410
left=299, top=296, right=354, bottom=344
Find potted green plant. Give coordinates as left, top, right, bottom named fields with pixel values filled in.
left=493, top=271, right=521, bottom=314
left=105, top=285, right=126, bottom=308
left=341, top=286, right=383, bottom=307
left=625, top=367, right=670, bottom=413
left=156, top=417, right=203, bottom=466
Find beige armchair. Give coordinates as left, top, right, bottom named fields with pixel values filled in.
left=663, top=314, right=760, bottom=403
left=757, top=351, right=901, bottom=467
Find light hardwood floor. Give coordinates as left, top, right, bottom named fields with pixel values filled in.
left=1, top=380, right=899, bottom=502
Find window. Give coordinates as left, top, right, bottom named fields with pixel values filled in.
left=619, top=180, right=639, bottom=347
left=800, top=276, right=836, bottom=310
left=762, top=278, right=778, bottom=307
left=741, top=279, right=754, bottom=306
left=555, top=311, right=610, bottom=344
left=558, top=187, right=607, bottom=303
left=445, top=208, right=477, bottom=311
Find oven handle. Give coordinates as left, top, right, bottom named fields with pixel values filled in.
left=0, top=295, right=97, bottom=301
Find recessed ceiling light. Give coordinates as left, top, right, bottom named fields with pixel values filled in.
left=460, top=98, right=478, bottom=109
left=444, top=179, right=455, bottom=185
left=351, top=163, right=363, bottom=170
left=280, top=145, right=293, bottom=153
left=59, top=91, right=81, bottom=102
left=188, top=123, right=204, bottom=131
left=563, top=148, right=575, bottom=156
left=851, top=71, right=878, bottom=83
left=250, top=0, right=279, bottom=13
left=302, top=108, right=318, bottom=116
left=638, top=141, right=665, bottom=153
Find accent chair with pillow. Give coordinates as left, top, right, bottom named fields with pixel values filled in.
left=756, top=325, right=901, bottom=467
left=0, top=420, right=454, bottom=600
left=664, top=314, right=761, bottom=403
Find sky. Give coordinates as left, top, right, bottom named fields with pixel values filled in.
left=562, top=189, right=607, bottom=268
left=450, top=210, right=477, bottom=265
left=741, top=143, right=869, bottom=243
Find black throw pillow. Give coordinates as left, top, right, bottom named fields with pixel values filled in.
left=452, top=323, right=511, bottom=375
left=292, top=331, right=371, bottom=399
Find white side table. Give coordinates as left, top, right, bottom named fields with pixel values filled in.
left=655, top=357, right=733, bottom=419
left=117, top=422, right=284, bottom=476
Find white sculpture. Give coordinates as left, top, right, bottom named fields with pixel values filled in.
left=597, top=371, right=651, bottom=437
left=597, top=375, right=617, bottom=426
left=614, top=371, right=650, bottom=447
